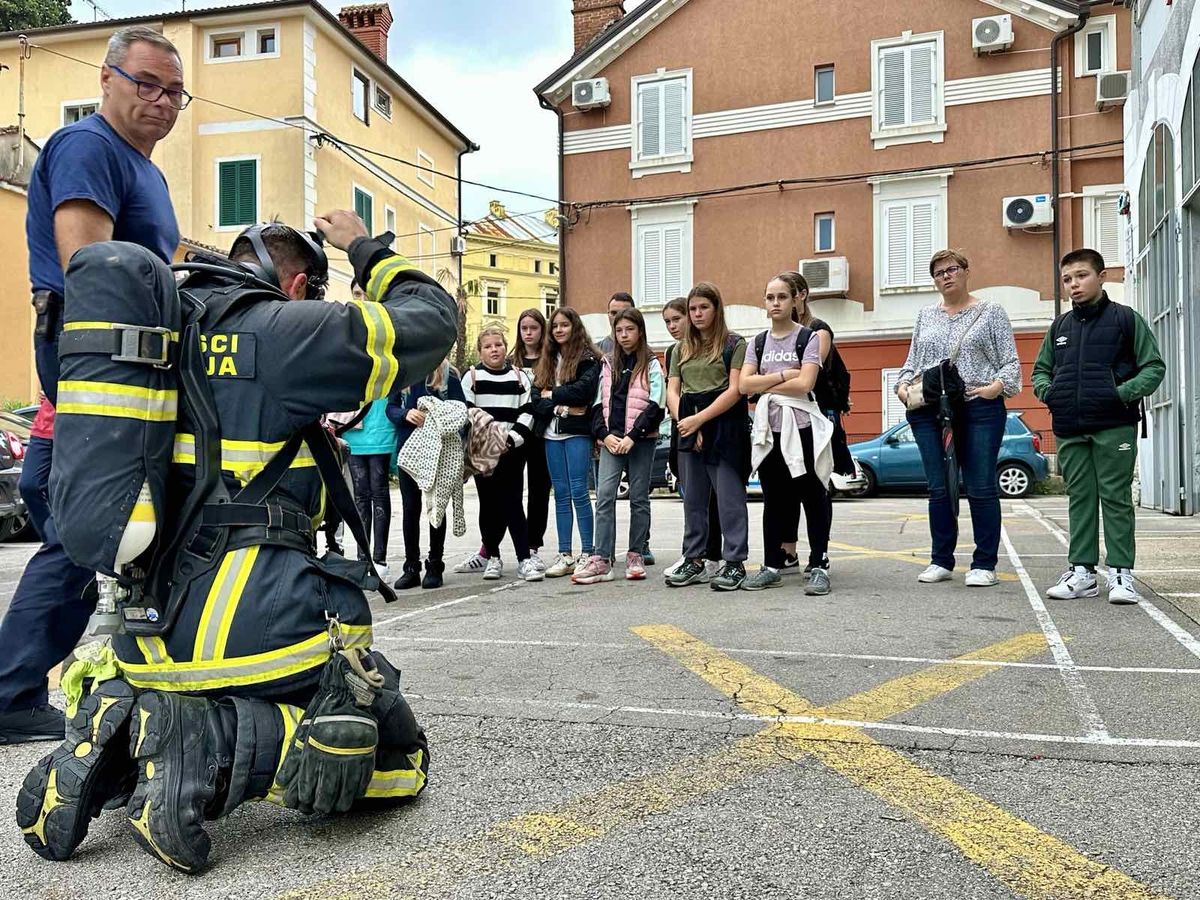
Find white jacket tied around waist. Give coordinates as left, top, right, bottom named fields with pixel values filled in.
left=750, top=393, right=834, bottom=487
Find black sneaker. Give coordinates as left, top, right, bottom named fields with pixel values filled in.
left=711, top=562, right=747, bottom=591
left=665, top=558, right=706, bottom=587
left=422, top=559, right=445, bottom=589
left=803, top=556, right=832, bottom=578
left=0, top=704, right=66, bottom=745
left=781, top=553, right=800, bottom=571
left=17, top=682, right=136, bottom=861
left=126, top=691, right=220, bottom=873
left=393, top=561, right=422, bottom=590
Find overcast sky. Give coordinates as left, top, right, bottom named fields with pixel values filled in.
left=68, top=0, right=573, bottom=218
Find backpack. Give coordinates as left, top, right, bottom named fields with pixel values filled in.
left=753, top=325, right=851, bottom=414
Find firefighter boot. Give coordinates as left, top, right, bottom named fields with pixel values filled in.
left=17, top=679, right=138, bottom=861
left=125, top=691, right=221, bottom=874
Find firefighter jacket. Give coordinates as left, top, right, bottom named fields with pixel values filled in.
left=107, top=238, right=457, bottom=698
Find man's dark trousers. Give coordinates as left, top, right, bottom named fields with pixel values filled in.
left=0, top=437, right=95, bottom=714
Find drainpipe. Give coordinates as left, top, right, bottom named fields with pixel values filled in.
left=455, top=140, right=480, bottom=293
left=1050, top=5, right=1092, bottom=316
left=538, top=93, right=566, bottom=305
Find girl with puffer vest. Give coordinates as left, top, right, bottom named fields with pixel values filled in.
left=574, top=309, right=665, bottom=584
left=531, top=307, right=601, bottom=578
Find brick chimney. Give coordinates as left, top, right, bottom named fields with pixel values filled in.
left=572, top=0, right=625, bottom=52
left=338, top=4, right=393, bottom=62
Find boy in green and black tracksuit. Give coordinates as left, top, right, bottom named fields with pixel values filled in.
left=1032, top=249, right=1166, bottom=604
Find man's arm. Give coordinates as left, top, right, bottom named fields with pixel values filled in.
left=1031, top=329, right=1056, bottom=402
left=1118, top=312, right=1167, bottom=403
left=54, top=200, right=114, bottom=270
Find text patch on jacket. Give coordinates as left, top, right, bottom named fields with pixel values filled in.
left=200, top=332, right=256, bottom=378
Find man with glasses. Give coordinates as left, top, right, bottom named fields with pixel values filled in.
left=0, top=25, right=184, bottom=744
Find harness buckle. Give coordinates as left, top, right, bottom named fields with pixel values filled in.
left=325, top=610, right=346, bottom=652
left=112, top=323, right=173, bottom=369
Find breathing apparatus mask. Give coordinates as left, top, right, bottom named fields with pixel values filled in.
left=230, top=223, right=330, bottom=301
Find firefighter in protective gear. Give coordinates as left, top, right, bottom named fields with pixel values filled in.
left=17, top=210, right=455, bottom=873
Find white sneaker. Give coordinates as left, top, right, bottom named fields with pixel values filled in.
left=454, top=552, right=488, bottom=574
left=964, top=569, right=998, bottom=587
left=483, top=557, right=503, bottom=580
left=697, top=560, right=721, bottom=584
left=528, top=550, right=546, bottom=573
left=1106, top=568, right=1140, bottom=605
left=517, top=558, right=544, bottom=582
left=918, top=564, right=953, bottom=584
left=545, top=553, right=576, bottom=578
left=663, top=555, right=688, bottom=579
left=1045, top=565, right=1099, bottom=600
left=372, top=562, right=391, bottom=583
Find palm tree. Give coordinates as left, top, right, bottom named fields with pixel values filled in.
left=435, top=266, right=478, bottom=371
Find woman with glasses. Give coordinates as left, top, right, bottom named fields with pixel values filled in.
left=895, top=250, right=1022, bottom=588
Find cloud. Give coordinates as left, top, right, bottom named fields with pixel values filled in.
left=394, top=43, right=563, bottom=220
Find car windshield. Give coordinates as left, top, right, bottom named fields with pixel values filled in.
left=0, top=410, right=32, bottom=441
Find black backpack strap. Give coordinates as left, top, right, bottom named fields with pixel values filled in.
left=301, top=422, right=398, bottom=604
left=754, top=331, right=767, bottom=375
left=795, top=326, right=814, bottom=362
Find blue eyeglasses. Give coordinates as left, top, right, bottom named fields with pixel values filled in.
left=109, top=64, right=192, bottom=110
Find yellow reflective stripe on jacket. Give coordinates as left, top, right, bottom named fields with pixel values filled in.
left=365, top=254, right=418, bottom=302
left=349, top=298, right=399, bottom=404
left=192, top=546, right=259, bottom=662
left=63, top=320, right=181, bottom=341
left=57, top=380, right=177, bottom=422
left=172, top=434, right=317, bottom=484
left=121, top=624, right=372, bottom=692
left=136, top=636, right=173, bottom=666
left=364, top=749, right=426, bottom=798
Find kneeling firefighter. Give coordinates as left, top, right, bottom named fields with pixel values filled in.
left=15, top=210, right=456, bottom=873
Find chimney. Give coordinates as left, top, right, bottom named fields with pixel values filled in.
left=338, top=3, right=393, bottom=62
left=488, top=200, right=507, bottom=219
left=572, top=0, right=625, bottom=52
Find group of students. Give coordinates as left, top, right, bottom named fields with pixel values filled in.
left=330, top=269, right=851, bottom=596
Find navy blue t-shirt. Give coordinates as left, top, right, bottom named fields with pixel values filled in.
left=26, top=113, right=179, bottom=295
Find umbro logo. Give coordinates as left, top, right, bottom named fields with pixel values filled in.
left=1118, top=443, right=1132, bottom=451
left=1055, top=336, right=1068, bottom=346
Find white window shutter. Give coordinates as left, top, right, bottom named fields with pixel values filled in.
left=909, top=44, right=935, bottom=124
left=882, top=369, right=906, bottom=429
left=663, top=226, right=684, bottom=300
left=639, top=83, right=661, bottom=159
left=880, top=49, right=907, bottom=128
left=1095, top=195, right=1124, bottom=266
left=883, top=203, right=910, bottom=288
left=663, top=79, right=686, bottom=156
left=910, top=200, right=936, bottom=284
left=641, top=227, right=664, bottom=307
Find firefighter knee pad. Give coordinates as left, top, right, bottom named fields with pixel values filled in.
left=17, top=679, right=137, bottom=861
left=125, top=691, right=221, bottom=874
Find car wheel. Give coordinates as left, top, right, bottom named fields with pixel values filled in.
left=0, top=514, right=25, bottom=543
left=997, top=462, right=1033, bottom=498
left=616, top=478, right=630, bottom=500
left=856, top=464, right=878, bottom=498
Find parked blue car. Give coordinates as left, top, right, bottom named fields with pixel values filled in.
left=849, top=411, right=1050, bottom=498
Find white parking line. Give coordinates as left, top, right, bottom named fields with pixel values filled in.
left=411, top=693, right=1200, bottom=750
left=375, top=634, right=1200, bottom=676
left=1018, top=499, right=1200, bottom=663
left=1001, top=526, right=1109, bottom=739
left=373, top=581, right=521, bottom=630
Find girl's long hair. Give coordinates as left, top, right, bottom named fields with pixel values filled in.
left=681, top=282, right=730, bottom=364
left=536, top=306, right=599, bottom=388
left=508, top=308, right=546, bottom=369
left=774, top=272, right=812, bottom=326
left=427, top=357, right=451, bottom=392
left=610, top=308, right=652, bottom=386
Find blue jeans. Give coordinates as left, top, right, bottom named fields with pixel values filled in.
left=18, top=436, right=53, bottom=540
left=545, top=436, right=594, bottom=555
left=594, top=440, right=654, bottom=561
left=907, top=397, right=1006, bottom=572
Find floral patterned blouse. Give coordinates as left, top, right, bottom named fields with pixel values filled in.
left=896, top=301, right=1022, bottom=398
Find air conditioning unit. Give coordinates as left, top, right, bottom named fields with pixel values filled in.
left=572, top=78, right=611, bottom=110
left=1003, top=194, right=1054, bottom=230
left=799, top=256, right=849, bottom=296
left=972, top=15, right=1013, bottom=53
left=1096, top=71, right=1130, bottom=111
left=449, top=235, right=466, bottom=256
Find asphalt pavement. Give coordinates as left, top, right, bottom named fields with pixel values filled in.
left=0, top=489, right=1198, bottom=899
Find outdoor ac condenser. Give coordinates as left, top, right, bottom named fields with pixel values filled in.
left=799, top=256, right=849, bottom=297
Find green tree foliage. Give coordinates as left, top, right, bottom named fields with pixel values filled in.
left=0, top=0, right=73, bottom=32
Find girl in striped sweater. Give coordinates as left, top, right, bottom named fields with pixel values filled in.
left=462, top=327, right=542, bottom=583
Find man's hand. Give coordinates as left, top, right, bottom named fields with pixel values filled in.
left=405, top=408, right=427, bottom=428
left=313, top=210, right=369, bottom=252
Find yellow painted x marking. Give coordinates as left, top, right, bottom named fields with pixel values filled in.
left=635, top=625, right=1165, bottom=900
left=282, top=629, right=1142, bottom=899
